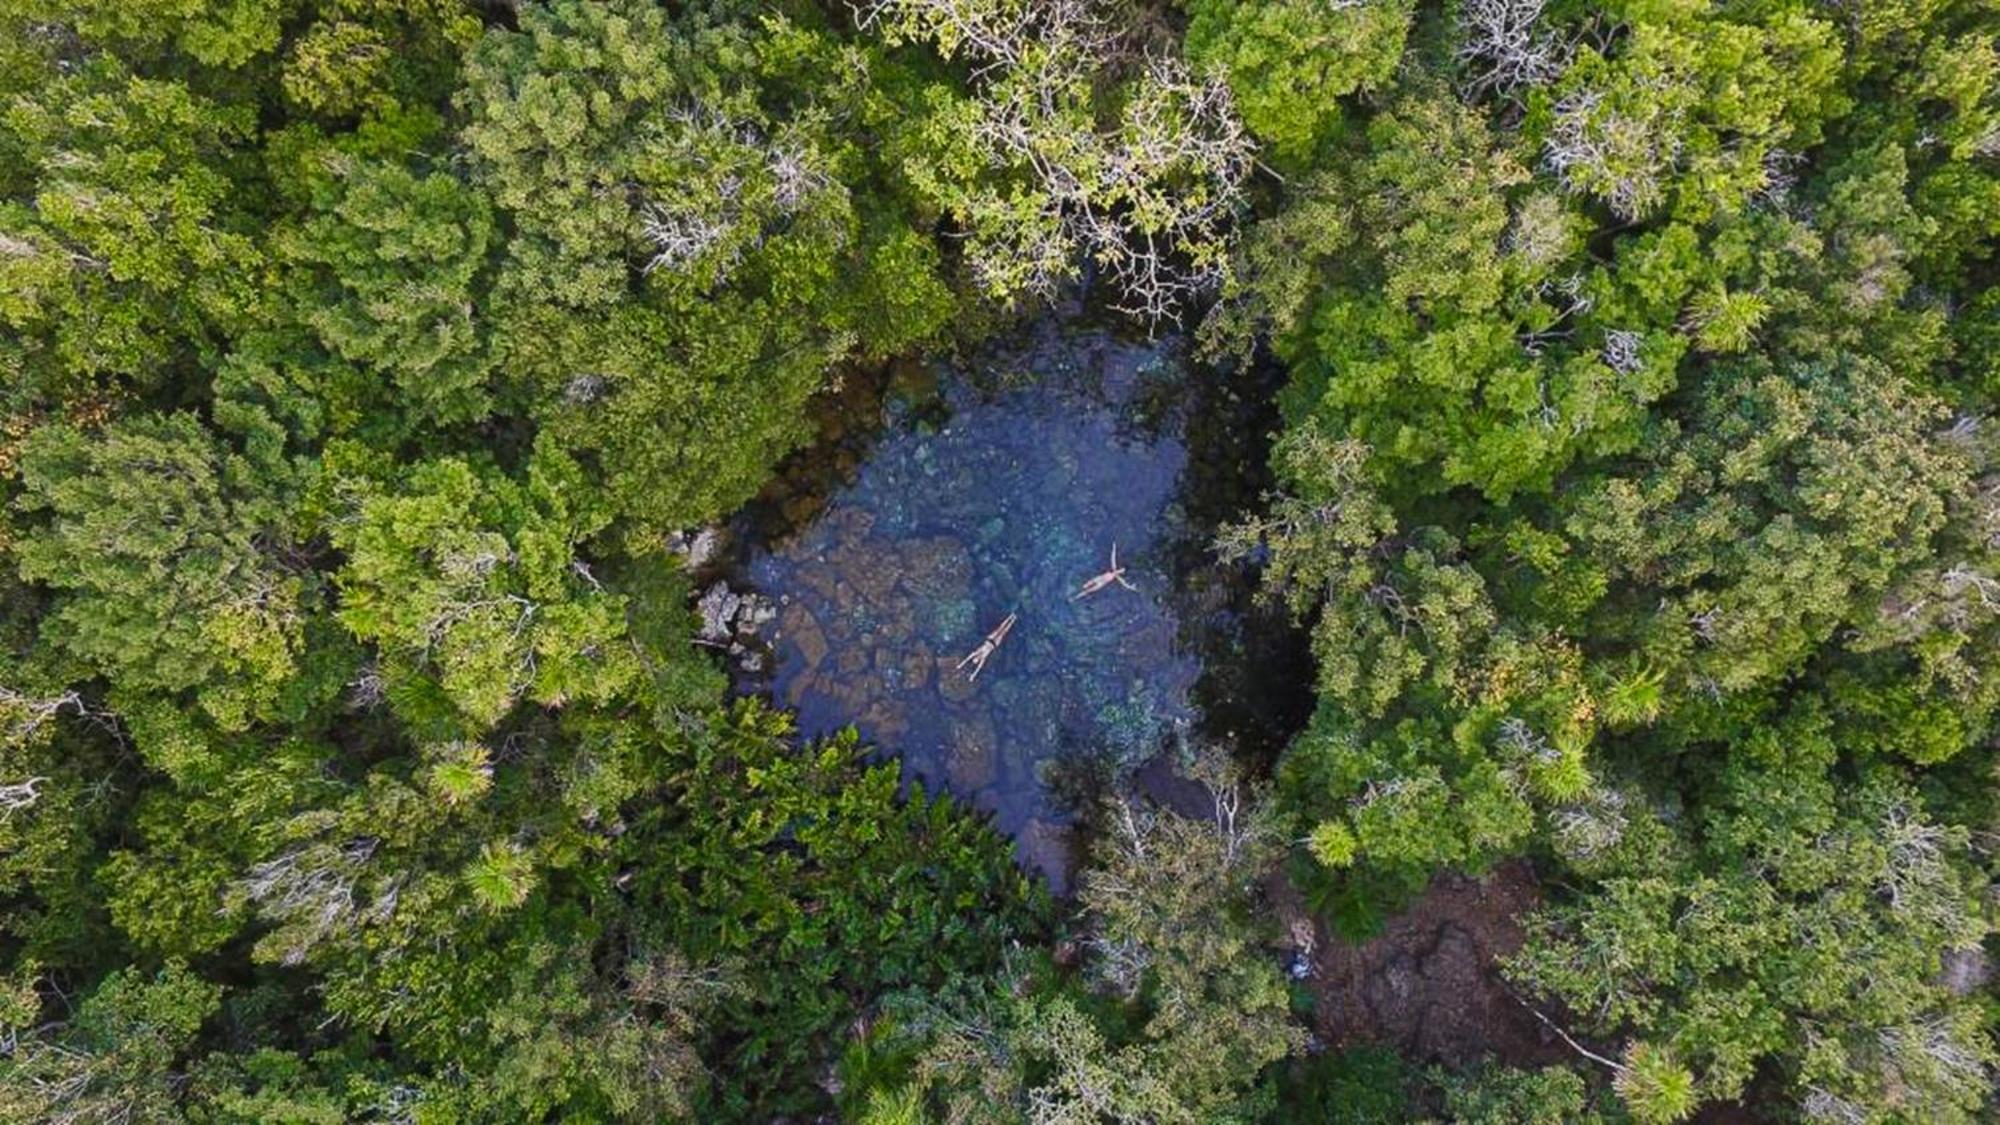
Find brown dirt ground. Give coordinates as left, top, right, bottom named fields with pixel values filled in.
left=1266, top=862, right=1765, bottom=1123
left=1270, top=860, right=1569, bottom=1067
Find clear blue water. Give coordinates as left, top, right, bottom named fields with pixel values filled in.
left=727, top=315, right=1309, bottom=887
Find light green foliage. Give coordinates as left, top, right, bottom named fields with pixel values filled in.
left=280, top=159, right=495, bottom=426
left=867, top=0, right=1255, bottom=322
left=1183, top=0, right=1415, bottom=162
left=1266, top=93, right=1679, bottom=500
left=460, top=0, right=953, bottom=533
left=1075, top=755, right=1303, bottom=1071
left=1613, top=1042, right=1697, bottom=1124
left=0, top=56, right=260, bottom=410
left=459, top=0, right=889, bottom=318
left=279, top=1, right=482, bottom=121
left=458, top=0, right=692, bottom=308
left=13, top=415, right=305, bottom=729
left=1227, top=429, right=1506, bottom=718
left=0, top=961, right=222, bottom=1125
left=1357, top=97, right=1528, bottom=312
left=15, top=0, right=287, bottom=67
left=1199, top=169, right=1352, bottom=359
left=331, top=439, right=638, bottom=731
left=1305, top=820, right=1357, bottom=868
left=1772, top=142, right=1950, bottom=368
left=1538, top=3, right=1848, bottom=222
left=1511, top=711, right=1993, bottom=1119
left=1282, top=709, right=1536, bottom=930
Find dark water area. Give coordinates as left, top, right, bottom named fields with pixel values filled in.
left=719, top=312, right=1313, bottom=888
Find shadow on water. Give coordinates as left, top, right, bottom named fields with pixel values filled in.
left=716, top=308, right=1314, bottom=890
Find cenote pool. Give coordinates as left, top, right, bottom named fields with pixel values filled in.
left=713, top=312, right=1312, bottom=888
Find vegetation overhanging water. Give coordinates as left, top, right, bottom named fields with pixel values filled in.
left=7, top=0, right=1998, bottom=1119
left=718, top=312, right=1314, bottom=886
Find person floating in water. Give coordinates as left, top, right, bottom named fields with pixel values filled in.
left=957, top=613, right=1018, bottom=682
left=1072, top=543, right=1138, bottom=600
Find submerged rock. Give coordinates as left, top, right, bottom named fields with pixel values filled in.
left=901, top=536, right=973, bottom=600
left=1016, top=818, right=1076, bottom=891
left=780, top=603, right=830, bottom=671
left=947, top=714, right=999, bottom=790
left=721, top=318, right=1249, bottom=890
left=936, top=656, right=978, bottom=703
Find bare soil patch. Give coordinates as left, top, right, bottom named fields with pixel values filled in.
left=1274, top=860, right=1567, bottom=1067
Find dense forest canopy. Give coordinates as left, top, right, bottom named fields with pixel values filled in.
left=0, top=0, right=1996, bottom=1121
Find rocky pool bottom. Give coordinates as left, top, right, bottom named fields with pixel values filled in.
left=691, top=312, right=1314, bottom=890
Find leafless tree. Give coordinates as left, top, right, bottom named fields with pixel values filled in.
left=1869, top=798, right=1984, bottom=949
left=1497, top=716, right=1560, bottom=765
left=1753, top=147, right=1805, bottom=210
left=768, top=143, right=830, bottom=211
left=1456, top=0, right=1568, bottom=101
left=346, top=662, right=386, bottom=711
left=360, top=1085, right=425, bottom=1125
left=1876, top=1017, right=1992, bottom=1108
left=0, top=685, right=82, bottom=746
left=1801, top=1086, right=1869, bottom=1125
left=1940, top=563, right=2000, bottom=618
left=1520, top=273, right=1592, bottom=358
left=638, top=107, right=833, bottom=282
left=1505, top=191, right=1573, bottom=268
left=0, top=776, right=49, bottom=822
left=1602, top=328, right=1644, bottom=375
left=1545, top=85, right=1683, bottom=220
left=235, top=838, right=394, bottom=966
left=640, top=201, right=735, bottom=276
left=562, top=371, right=607, bottom=405
left=1688, top=604, right=1725, bottom=643
left=1090, top=58, right=1255, bottom=323
left=1551, top=790, right=1629, bottom=863
left=851, top=0, right=1112, bottom=69
left=852, top=0, right=1253, bottom=326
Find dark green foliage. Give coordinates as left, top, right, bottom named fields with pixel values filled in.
left=278, top=159, right=497, bottom=429
left=1261, top=1047, right=1416, bottom=1123
left=850, top=753, right=1300, bottom=1124
left=13, top=414, right=307, bottom=730
left=1510, top=706, right=1992, bottom=1118
left=627, top=699, right=1049, bottom=1117
left=1215, top=0, right=2000, bottom=1117
left=1433, top=1061, right=1604, bottom=1124
left=3, top=0, right=1998, bottom=1120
